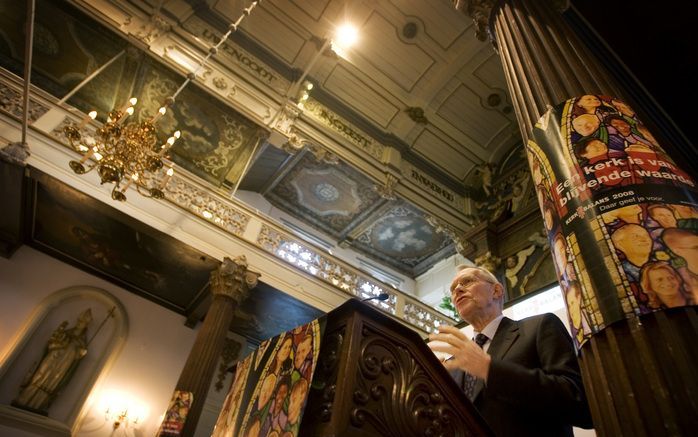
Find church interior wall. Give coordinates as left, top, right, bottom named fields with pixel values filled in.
left=0, top=245, right=200, bottom=436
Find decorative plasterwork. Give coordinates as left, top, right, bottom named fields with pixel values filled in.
left=474, top=250, right=501, bottom=272
left=210, top=255, right=260, bottom=303
left=126, top=13, right=171, bottom=45
left=256, top=225, right=397, bottom=312
left=164, top=177, right=250, bottom=236
left=403, top=302, right=451, bottom=334
left=0, top=83, right=48, bottom=123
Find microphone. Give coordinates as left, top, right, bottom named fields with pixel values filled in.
left=361, top=293, right=390, bottom=303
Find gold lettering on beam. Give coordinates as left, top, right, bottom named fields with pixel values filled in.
left=410, top=169, right=456, bottom=203
left=303, top=101, right=384, bottom=160
left=200, top=29, right=277, bottom=84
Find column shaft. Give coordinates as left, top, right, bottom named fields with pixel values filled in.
left=157, top=256, right=259, bottom=437
left=456, top=0, right=698, bottom=434
left=176, top=294, right=236, bottom=436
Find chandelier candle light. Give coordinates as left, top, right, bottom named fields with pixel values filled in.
left=63, top=0, right=262, bottom=202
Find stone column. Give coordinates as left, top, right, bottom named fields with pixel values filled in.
left=455, top=1, right=698, bottom=435
left=157, top=256, right=260, bottom=437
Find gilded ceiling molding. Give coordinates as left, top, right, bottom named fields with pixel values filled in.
left=150, top=38, right=276, bottom=126
left=303, top=100, right=384, bottom=161
left=273, top=102, right=303, bottom=136
left=165, top=176, right=250, bottom=236
left=307, top=144, right=339, bottom=165
left=210, top=255, right=260, bottom=303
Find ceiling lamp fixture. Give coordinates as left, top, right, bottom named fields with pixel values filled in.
left=63, top=1, right=262, bottom=201
left=331, top=23, right=359, bottom=58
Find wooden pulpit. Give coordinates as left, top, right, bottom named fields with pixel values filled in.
left=300, top=299, right=493, bottom=436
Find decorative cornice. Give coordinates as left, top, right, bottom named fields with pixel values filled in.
left=303, top=100, right=384, bottom=161
left=452, top=0, right=498, bottom=42
left=474, top=250, right=501, bottom=272
left=373, top=173, right=399, bottom=200
left=210, top=255, right=260, bottom=303
left=425, top=215, right=474, bottom=256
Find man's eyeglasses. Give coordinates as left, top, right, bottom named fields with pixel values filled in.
left=450, top=275, right=495, bottom=294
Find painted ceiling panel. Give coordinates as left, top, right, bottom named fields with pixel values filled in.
left=391, top=0, right=471, bottom=49
left=236, top=4, right=308, bottom=65
left=357, top=11, right=434, bottom=92
left=265, top=152, right=384, bottom=238
left=350, top=201, right=453, bottom=276
left=437, top=84, right=511, bottom=146
left=287, top=0, right=333, bottom=22
left=324, top=64, right=400, bottom=128
left=474, top=53, right=511, bottom=92
left=412, top=129, right=476, bottom=182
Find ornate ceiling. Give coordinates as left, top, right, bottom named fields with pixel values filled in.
left=0, top=0, right=521, bottom=281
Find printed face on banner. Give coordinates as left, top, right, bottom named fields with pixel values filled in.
left=527, top=95, right=698, bottom=348
left=212, top=319, right=323, bottom=437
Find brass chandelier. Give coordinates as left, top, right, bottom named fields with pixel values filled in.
left=64, top=100, right=177, bottom=201
left=63, top=1, right=261, bottom=202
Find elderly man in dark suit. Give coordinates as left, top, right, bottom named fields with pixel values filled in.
left=429, top=265, right=593, bottom=437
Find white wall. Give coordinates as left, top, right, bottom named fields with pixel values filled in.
left=0, top=246, right=198, bottom=437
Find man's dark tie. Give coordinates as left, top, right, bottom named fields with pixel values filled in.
left=463, top=333, right=489, bottom=401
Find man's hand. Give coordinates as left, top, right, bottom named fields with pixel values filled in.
left=428, top=325, right=492, bottom=381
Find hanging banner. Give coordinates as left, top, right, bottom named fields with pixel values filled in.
left=212, top=318, right=324, bottom=437
left=157, top=390, right=194, bottom=436
left=527, top=95, right=698, bottom=348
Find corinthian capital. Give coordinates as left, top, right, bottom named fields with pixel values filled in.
left=452, top=0, right=498, bottom=42
left=210, top=256, right=260, bottom=303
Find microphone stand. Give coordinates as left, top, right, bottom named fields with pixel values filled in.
left=361, top=293, right=390, bottom=303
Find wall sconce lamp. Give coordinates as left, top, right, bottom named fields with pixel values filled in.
left=105, top=407, right=137, bottom=430
left=99, top=390, right=149, bottom=434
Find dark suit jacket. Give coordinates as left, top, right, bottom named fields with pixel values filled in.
left=452, top=314, right=592, bottom=437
